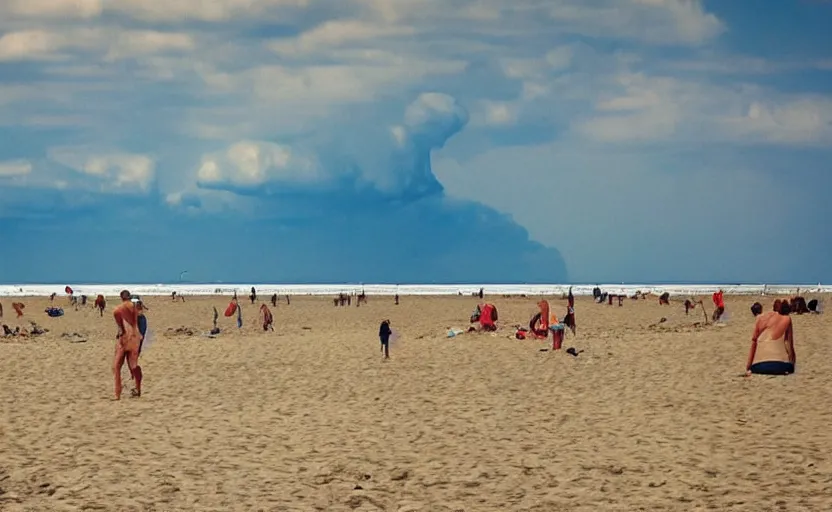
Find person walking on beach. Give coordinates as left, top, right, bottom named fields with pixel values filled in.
left=136, top=300, right=148, bottom=353
left=112, top=290, right=143, bottom=400
left=94, top=294, right=106, bottom=317
left=379, top=319, right=392, bottom=360
left=129, top=300, right=149, bottom=396
left=712, top=289, right=725, bottom=322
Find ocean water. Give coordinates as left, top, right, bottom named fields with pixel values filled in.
left=0, top=283, right=827, bottom=297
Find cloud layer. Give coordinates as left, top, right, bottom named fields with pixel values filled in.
left=1, top=0, right=830, bottom=283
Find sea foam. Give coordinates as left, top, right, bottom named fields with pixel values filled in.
left=0, top=283, right=827, bottom=297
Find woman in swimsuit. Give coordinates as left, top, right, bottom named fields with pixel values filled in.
left=745, top=300, right=795, bottom=376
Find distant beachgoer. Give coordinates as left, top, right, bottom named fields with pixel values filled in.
left=112, top=290, right=143, bottom=399
left=567, top=286, right=574, bottom=308
left=50, top=293, right=56, bottom=303
left=394, top=294, right=399, bottom=305
left=94, top=295, right=106, bottom=317
left=285, top=295, right=290, bottom=305
left=478, top=287, right=484, bottom=299
left=791, top=296, right=809, bottom=314
left=250, top=287, right=257, bottom=305
left=745, top=300, right=795, bottom=376
left=750, top=302, right=763, bottom=317
left=271, top=293, right=277, bottom=307
left=712, top=290, right=725, bottom=322
left=0, top=302, right=3, bottom=318
left=379, top=319, right=392, bottom=360
left=807, top=299, right=820, bottom=313
left=12, top=302, right=24, bottom=318
left=260, top=304, right=274, bottom=331
left=659, top=292, right=670, bottom=305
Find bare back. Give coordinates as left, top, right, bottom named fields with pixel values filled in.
left=114, top=301, right=140, bottom=352
left=752, top=312, right=793, bottom=364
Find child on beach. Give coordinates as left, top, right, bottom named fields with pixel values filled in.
left=379, top=320, right=392, bottom=360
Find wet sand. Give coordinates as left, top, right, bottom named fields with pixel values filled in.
left=1, top=294, right=831, bottom=511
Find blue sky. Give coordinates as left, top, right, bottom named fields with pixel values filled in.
left=1, top=0, right=830, bottom=284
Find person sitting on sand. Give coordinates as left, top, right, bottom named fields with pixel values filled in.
left=379, top=319, right=392, bottom=360
left=659, top=292, right=670, bottom=305
left=745, top=300, right=795, bottom=376
left=12, top=302, right=24, bottom=318
left=112, top=290, right=143, bottom=399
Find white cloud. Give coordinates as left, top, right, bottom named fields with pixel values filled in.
left=267, top=20, right=416, bottom=56
left=104, top=31, right=195, bottom=60
left=197, top=140, right=323, bottom=188
left=48, top=148, right=156, bottom=192
left=2, top=0, right=103, bottom=19
left=721, top=99, right=832, bottom=146
left=0, top=27, right=196, bottom=62
left=570, top=72, right=832, bottom=146
left=550, top=0, right=723, bottom=45
left=0, top=30, right=73, bottom=61
left=475, top=101, right=518, bottom=127
left=0, top=159, right=32, bottom=177
left=108, top=0, right=310, bottom=22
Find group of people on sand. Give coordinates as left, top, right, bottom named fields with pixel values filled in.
left=333, top=291, right=368, bottom=307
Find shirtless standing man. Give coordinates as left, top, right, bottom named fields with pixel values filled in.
left=113, top=290, right=143, bottom=399
left=745, top=300, right=795, bottom=376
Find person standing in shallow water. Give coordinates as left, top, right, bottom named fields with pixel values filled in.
left=379, top=320, right=392, bottom=360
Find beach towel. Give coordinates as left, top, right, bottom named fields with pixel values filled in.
left=224, top=302, right=237, bottom=317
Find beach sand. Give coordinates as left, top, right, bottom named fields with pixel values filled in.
left=1, top=294, right=831, bottom=511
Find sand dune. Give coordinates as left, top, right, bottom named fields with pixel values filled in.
left=1, top=294, right=831, bottom=511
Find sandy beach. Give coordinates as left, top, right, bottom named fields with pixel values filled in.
left=1, top=293, right=831, bottom=511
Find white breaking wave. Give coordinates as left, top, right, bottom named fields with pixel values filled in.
left=0, top=283, right=828, bottom=297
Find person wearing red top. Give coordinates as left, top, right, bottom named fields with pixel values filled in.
left=712, top=290, right=725, bottom=322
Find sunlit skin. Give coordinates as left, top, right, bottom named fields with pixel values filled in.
left=112, top=290, right=142, bottom=400
left=745, top=304, right=795, bottom=376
